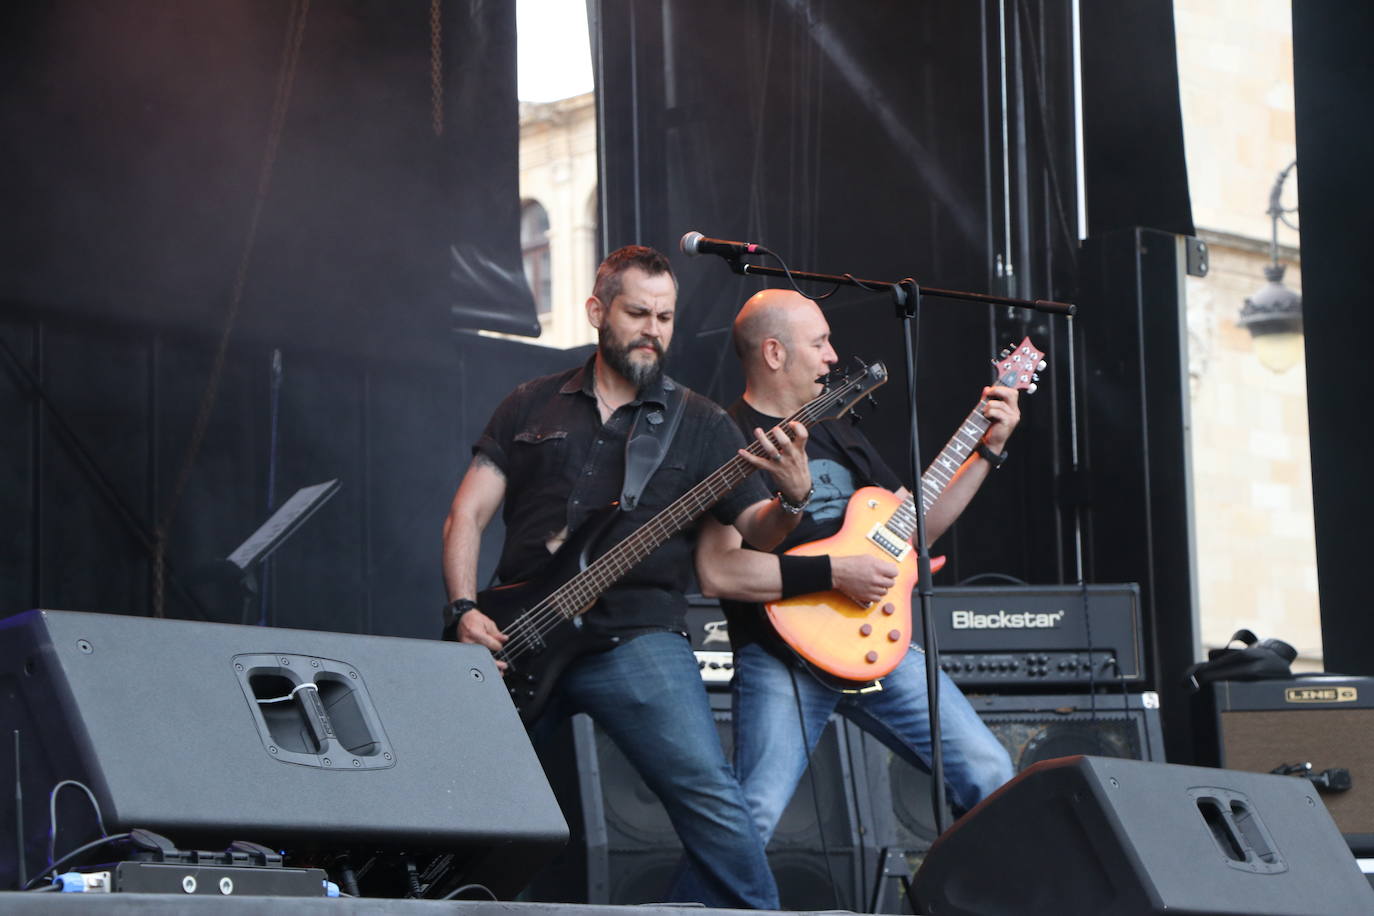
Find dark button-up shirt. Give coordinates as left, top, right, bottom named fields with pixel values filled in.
left=474, top=356, right=770, bottom=635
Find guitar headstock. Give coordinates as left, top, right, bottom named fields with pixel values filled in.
left=805, top=358, right=889, bottom=424
left=992, top=337, right=1046, bottom=394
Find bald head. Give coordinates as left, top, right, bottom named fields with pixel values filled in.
left=732, top=289, right=838, bottom=412
left=733, top=288, right=815, bottom=369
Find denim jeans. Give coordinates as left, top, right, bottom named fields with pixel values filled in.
left=530, top=631, right=779, bottom=910
left=731, top=642, right=1015, bottom=845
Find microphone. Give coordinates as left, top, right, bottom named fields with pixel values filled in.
left=679, top=231, right=769, bottom=259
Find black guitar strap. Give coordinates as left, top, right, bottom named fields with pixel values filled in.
left=620, top=377, right=687, bottom=512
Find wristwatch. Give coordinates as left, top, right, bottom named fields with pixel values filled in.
left=441, top=598, right=479, bottom=641
left=976, top=441, right=1009, bottom=469
left=776, top=484, right=815, bottom=514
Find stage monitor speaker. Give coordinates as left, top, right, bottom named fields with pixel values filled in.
left=913, top=755, right=1374, bottom=915
left=0, top=609, right=567, bottom=896
left=1194, top=675, right=1374, bottom=852
left=527, top=692, right=876, bottom=910
left=861, top=691, right=1165, bottom=854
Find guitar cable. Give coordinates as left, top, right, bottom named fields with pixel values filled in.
left=786, top=665, right=844, bottom=913
left=1081, top=581, right=1154, bottom=763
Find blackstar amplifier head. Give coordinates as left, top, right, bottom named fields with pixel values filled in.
left=918, top=584, right=1145, bottom=689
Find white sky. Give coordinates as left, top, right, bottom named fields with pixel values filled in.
left=517, top=0, right=595, bottom=102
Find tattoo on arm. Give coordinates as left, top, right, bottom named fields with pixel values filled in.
left=472, top=452, right=505, bottom=479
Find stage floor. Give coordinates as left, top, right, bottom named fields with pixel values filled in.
left=0, top=894, right=899, bottom=915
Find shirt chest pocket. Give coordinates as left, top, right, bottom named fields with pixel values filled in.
left=512, top=425, right=571, bottom=479
left=637, top=458, right=693, bottom=511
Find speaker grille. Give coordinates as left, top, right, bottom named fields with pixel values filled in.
left=1219, top=707, right=1374, bottom=836
left=529, top=702, right=871, bottom=908
left=864, top=692, right=1165, bottom=860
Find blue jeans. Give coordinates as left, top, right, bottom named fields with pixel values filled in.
left=731, top=642, right=1014, bottom=845
left=530, top=631, right=779, bottom=910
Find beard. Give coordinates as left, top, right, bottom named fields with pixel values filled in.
left=599, top=326, right=666, bottom=390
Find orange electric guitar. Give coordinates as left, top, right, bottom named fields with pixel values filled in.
left=764, top=338, right=1045, bottom=684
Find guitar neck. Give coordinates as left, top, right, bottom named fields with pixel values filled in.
left=546, top=389, right=853, bottom=619
left=886, top=403, right=991, bottom=542
left=549, top=450, right=757, bottom=616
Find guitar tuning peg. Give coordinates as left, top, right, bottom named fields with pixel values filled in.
left=1032, top=373, right=1040, bottom=382
left=1037, top=359, right=1048, bottom=371
left=999, top=349, right=1010, bottom=359
left=849, top=411, right=863, bottom=425
left=1026, top=383, right=1038, bottom=395
left=866, top=393, right=878, bottom=408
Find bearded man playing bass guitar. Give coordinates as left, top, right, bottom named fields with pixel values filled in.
left=441, top=247, right=816, bottom=910
left=695, top=288, right=1018, bottom=851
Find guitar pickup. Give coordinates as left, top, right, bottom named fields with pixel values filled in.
left=866, top=524, right=911, bottom=561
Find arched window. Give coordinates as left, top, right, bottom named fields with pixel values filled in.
left=521, top=200, right=552, bottom=315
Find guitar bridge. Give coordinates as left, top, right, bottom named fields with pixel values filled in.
left=866, top=524, right=911, bottom=561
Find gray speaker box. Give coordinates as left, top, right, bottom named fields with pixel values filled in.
left=0, top=610, right=567, bottom=896
left=914, top=755, right=1374, bottom=915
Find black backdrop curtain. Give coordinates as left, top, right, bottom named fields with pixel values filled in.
left=0, top=0, right=539, bottom=355
left=0, top=0, right=544, bottom=634
left=594, top=0, right=1080, bottom=588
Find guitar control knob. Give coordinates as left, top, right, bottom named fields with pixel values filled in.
left=887, top=630, right=901, bottom=642
left=859, top=624, right=873, bottom=636
left=881, top=603, right=895, bottom=616
left=865, top=651, right=879, bottom=664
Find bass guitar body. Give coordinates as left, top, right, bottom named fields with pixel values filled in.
left=765, top=486, right=944, bottom=684
left=477, top=508, right=621, bottom=725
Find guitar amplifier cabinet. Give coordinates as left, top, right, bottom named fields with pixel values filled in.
left=918, top=584, right=1145, bottom=688
left=1194, top=675, right=1374, bottom=852
left=686, top=595, right=734, bottom=687
left=527, top=691, right=878, bottom=910
left=859, top=690, right=1165, bottom=859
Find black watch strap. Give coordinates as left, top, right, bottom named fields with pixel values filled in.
left=441, top=598, right=479, bottom=641
left=976, top=441, right=1008, bottom=469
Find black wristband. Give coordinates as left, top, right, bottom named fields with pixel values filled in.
left=778, top=554, right=832, bottom=599
left=441, top=598, right=479, bottom=641
left=976, top=441, right=1008, bottom=469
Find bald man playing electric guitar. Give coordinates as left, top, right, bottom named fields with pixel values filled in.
left=695, top=288, right=1017, bottom=850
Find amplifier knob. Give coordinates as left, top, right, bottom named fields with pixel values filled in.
left=881, top=603, right=896, bottom=616
left=859, top=624, right=873, bottom=636
left=887, top=630, right=901, bottom=642
left=865, top=651, right=879, bottom=664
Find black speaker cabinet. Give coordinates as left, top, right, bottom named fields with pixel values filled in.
left=0, top=610, right=568, bottom=896
left=861, top=690, right=1166, bottom=855
left=914, top=755, right=1374, bottom=915
left=1194, top=675, right=1374, bottom=852
left=527, top=691, right=877, bottom=910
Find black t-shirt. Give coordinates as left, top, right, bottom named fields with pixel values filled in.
left=473, top=357, right=770, bottom=635
left=720, top=398, right=903, bottom=655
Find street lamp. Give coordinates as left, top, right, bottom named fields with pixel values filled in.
left=1237, top=161, right=1302, bottom=372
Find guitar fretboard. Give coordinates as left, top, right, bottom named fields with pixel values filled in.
left=502, top=367, right=883, bottom=661
left=885, top=402, right=993, bottom=543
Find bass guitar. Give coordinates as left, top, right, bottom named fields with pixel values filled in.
left=764, top=338, right=1045, bottom=684
left=480, top=359, right=889, bottom=723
